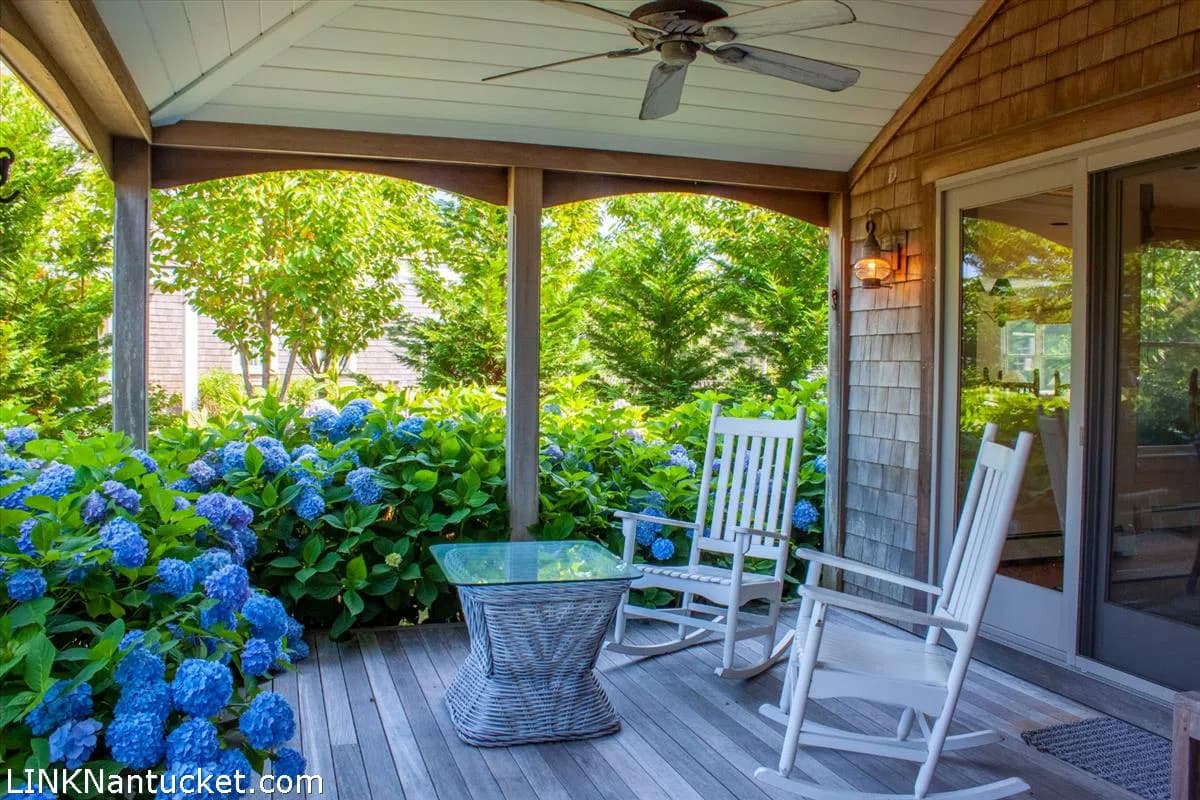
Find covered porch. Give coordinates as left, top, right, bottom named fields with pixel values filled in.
left=276, top=611, right=1140, bottom=800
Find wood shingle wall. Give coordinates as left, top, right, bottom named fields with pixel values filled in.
left=842, top=0, right=1200, bottom=604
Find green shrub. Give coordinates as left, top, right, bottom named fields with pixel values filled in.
left=0, top=410, right=308, bottom=792
left=153, top=377, right=828, bottom=636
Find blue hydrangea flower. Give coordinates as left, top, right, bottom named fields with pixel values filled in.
left=287, top=637, right=310, bottom=663
left=169, top=478, right=198, bottom=493
left=228, top=498, right=253, bottom=528
left=2, top=787, right=55, bottom=800
left=273, top=747, right=306, bottom=778
left=216, top=747, right=253, bottom=789
left=200, top=603, right=236, bottom=631
left=4, top=426, right=37, bottom=451
left=80, top=490, right=108, bottom=525
left=346, top=467, right=383, bottom=505
left=242, top=594, right=288, bottom=640
left=0, top=452, right=28, bottom=474
left=542, top=444, right=564, bottom=462
left=308, top=408, right=339, bottom=440
left=17, top=518, right=39, bottom=557
left=29, top=462, right=75, bottom=501
left=239, top=691, right=295, bottom=750
left=7, top=568, right=46, bottom=601
left=235, top=526, right=257, bottom=561
left=292, top=486, right=325, bottom=521
left=665, top=444, right=697, bottom=476
left=220, top=442, right=248, bottom=475
left=49, top=718, right=101, bottom=768
left=110, top=531, right=149, bottom=569
left=204, top=564, right=250, bottom=610
left=120, top=630, right=145, bottom=651
left=115, top=680, right=172, bottom=723
left=116, top=647, right=166, bottom=687
left=155, top=559, right=195, bottom=598
left=185, top=459, right=217, bottom=490
left=195, top=493, right=232, bottom=527
left=624, top=428, right=645, bottom=444
left=291, top=444, right=320, bottom=462
left=0, top=474, right=30, bottom=510
left=813, top=454, right=828, bottom=474
left=394, top=415, right=425, bottom=443
left=792, top=499, right=819, bottom=530
left=99, top=516, right=140, bottom=548
left=101, top=480, right=140, bottom=514
left=650, top=537, right=675, bottom=561
left=166, top=717, right=219, bottom=766
left=241, top=638, right=274, bottom=677
left=172, top=659, right=233, bottom=718
left=635, top=507, right=664, bottom=547
left=173, top=496, right=191, bottom=511
left=190, top=549, right=232, bottom=585
left=252, top=436, right=290, bottom=475
left=645, top=490, right=665, bottom=507
left=129, top=448, right=158, bottom=473
left=25, top=681, right=93, bottom=735
left=107, top=713, right=165, bottom=769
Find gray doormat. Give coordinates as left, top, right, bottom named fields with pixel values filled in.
left=1021, top=717, right=1169, bottom=800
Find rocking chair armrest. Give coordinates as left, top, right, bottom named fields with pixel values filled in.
left=798, top=586, right=968, bottom=631
left=732, top=526, right=789, bottom=543
left=612, top=510, right=701, bottom=530
left=792, top=547, right=943, bottom=596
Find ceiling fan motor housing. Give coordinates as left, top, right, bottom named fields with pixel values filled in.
left=658, top=38, right=700, bottom=65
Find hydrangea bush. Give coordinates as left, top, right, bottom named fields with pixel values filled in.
left=150, top=377, right=827, bottom=631
left=0, top=412, right=307, bottom=797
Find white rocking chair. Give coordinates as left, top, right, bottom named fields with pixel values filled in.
left=755, top=422, right=1033, bottom=800
left=608, top=404, right=806, bottom=679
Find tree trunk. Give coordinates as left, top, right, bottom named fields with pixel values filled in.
left=235, top=345, right=255, bottom=397
left=260, top=303, right=273, bottom=394
left=279, top=346, right=299, bottom=401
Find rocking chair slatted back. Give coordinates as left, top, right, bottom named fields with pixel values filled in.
left=935, top=423, right=1033, bottom=644
left=691, top=405, right=806, bottom=568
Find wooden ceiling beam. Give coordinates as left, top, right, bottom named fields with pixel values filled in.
left=152, top=120, right=848, bottom=194
left=542, top=171, right=829, bottom=225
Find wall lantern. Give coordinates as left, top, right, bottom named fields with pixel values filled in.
left=854, top=208, right=907, bottom=289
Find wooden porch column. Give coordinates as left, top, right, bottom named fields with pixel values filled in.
left=506, top=167, right=542, bottom=540
left=111, top=137, right=151, bottom=448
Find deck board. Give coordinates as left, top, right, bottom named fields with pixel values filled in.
left=277, top=611, right=1147, bottom=800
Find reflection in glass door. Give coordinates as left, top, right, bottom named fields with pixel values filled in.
left=959, top=191, right=1074, bottom=592
left=941, top=165, right=1082, bottom=656
left=1089, top=151, right=1200, bottom=689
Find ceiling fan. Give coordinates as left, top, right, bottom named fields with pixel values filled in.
left=482, top=0, right=861, bottom=121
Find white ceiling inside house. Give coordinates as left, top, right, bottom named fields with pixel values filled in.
left=94, top=0, right=984, bottom=170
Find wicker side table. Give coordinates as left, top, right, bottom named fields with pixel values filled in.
left=431, top=540, right=640, bottom=747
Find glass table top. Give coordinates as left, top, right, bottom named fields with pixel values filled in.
left=431, top=540, right=641, bottom=586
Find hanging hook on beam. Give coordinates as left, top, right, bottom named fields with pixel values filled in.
left=0, top=147, right=20, bottom=203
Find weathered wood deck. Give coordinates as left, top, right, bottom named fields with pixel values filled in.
left=269, top=610, right=1146, bottom=800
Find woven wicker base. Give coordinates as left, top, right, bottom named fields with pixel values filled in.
left=445, top=580, right=630, bottom=747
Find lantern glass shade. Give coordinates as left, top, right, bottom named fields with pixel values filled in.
left=853, top=219, right=893, bottom=288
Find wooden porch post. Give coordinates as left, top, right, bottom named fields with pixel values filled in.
left=825, top=192, right=850, bottom=577
left=111, top=137, right=151, bottom=448
left=506, top=167, right=543, bottom=540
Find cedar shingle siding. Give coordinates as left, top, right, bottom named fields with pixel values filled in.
left=843, top=0, right=1200, bottom=605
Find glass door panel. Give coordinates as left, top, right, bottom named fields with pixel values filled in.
left=1090, top=151, right=1200, bottom=689
left=958, top=189, right=1074, bottom=591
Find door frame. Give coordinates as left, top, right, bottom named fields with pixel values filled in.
left=930, top=109, right=1200, bottom=694
left=936, top=160, right=1087, bottom=661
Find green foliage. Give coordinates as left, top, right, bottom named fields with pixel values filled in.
left=198, top=370, right=248, bottom=417
left=0, top=409, right=304, bottom=784
left=153, top=172, right=413, bottom=396
left=0, top=69, right=112, bottom=421
left=388, top=192, right=602, bottom=387
left=153, top=378, right=828, bottom=634
left=583, top=195, right=732, bottom=407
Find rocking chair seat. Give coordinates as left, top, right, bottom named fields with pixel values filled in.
left=795, top=622, right=952, bottom=690
left=638, top=563, right=779, bottom=587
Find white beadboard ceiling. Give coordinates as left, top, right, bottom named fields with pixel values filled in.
left=95, top=0, right=983, bottom=170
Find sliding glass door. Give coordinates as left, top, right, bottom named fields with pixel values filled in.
left=941, top=164, right=1084, bottom=655
left=1087, top=150, right=1200, bottom=689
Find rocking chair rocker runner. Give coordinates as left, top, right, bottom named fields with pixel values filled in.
left=756, top=422, right=1034, bottom=800
left=608, top=404, right=805, bottom=679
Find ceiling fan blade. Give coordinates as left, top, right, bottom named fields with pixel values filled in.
left=710, top=44, right=859, bottom=92
left=704, top=0, right=855, bottom=41
left=639, top=63, right=688, bottom=120
left=483, top=47, right=650, bottom=82
left=537, top=0, right=666, bottom=34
